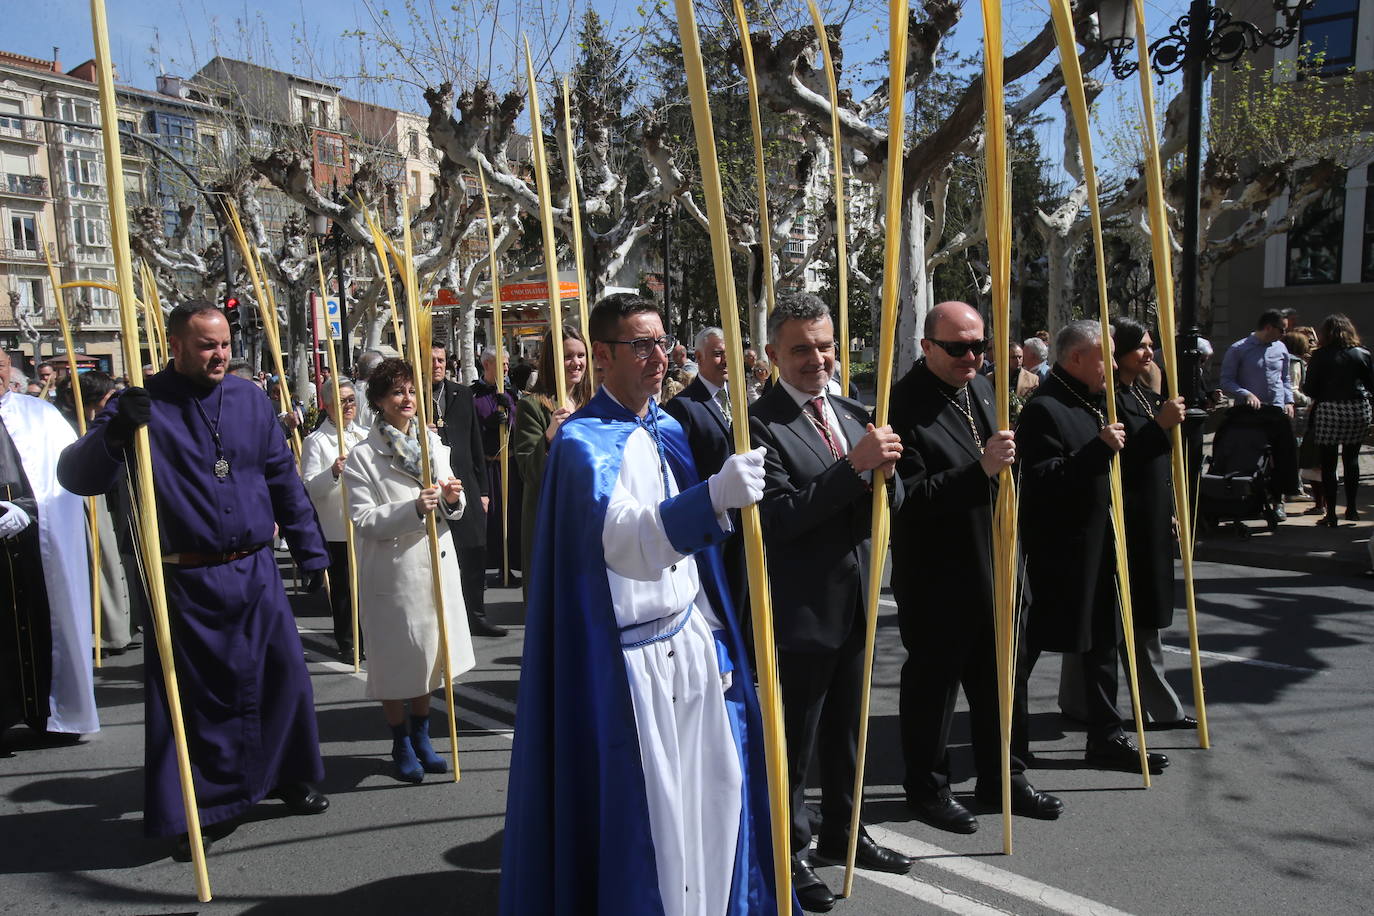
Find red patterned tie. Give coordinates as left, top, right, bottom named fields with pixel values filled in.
left=808, top=396, right=843, bottom=460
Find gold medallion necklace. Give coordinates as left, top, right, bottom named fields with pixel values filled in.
left=1051, top=368, right=1105, bottom=429
left=939, top=386, right=983, bottom=449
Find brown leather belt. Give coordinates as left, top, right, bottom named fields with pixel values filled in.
left=162, top=543, right=267, bottom=568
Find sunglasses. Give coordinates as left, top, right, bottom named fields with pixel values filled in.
left=926, top=338, right=989, bottom=359
left=603, top=335, right=677, bottom=360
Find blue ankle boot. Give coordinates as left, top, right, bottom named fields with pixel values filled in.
left=390, top=722, right=424, bottom=783
left=409, top=714, right=449, bottom=774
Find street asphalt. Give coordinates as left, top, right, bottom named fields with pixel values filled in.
left=2, top=557, right=1371, bottom=915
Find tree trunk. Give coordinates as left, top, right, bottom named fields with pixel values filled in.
left=1044, top=232, right=1077, bottom=345
left=458, top=301, right=478, bottom=382
left=896, top=187, right=929, bottom=377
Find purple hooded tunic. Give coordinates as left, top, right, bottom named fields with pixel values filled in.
left=58, top=366, right=329, bottom=837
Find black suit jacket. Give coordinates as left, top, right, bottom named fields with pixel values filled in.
left=432, top=378, right=488, bottom=548
left=749, top=384, right=900, bottom=654
left=662, top=375, right=733, bottom=477
left=1016, top=369, right=1118, bottom=653
left=888, top=362, right=998, bottom=642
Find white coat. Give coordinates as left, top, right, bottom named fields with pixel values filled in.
left=302, top=418, right=366, bottom=543
left=343, top=420, right=475, bottom=700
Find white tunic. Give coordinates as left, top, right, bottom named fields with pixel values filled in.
left=601, top=419, right=742, bottom=916
left=1, top=391, right=98, bottom=734
left=302, top=419, right=366, bottom=542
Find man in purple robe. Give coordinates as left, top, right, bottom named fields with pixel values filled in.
left=470, top=346, right=519, bottom=578
left=58, top=300, right=331, bottom=857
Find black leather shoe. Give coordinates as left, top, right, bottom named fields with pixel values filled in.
left=907, top=787, right=978, bottom=834
left=470, top=619, right=509, bottom=637
left=1086, top=734, right=1169, bottom=774
left=171, top=831, right=213, bottom=862
left=814, top=834, right=913, bottom=875
left=1144, top=715, right=1198, bottom=732
left=271, top=782, right=330, bottom=815
left=790, top=855, right=835, bottom=913
left=975, top=783, right=1064, bottom=820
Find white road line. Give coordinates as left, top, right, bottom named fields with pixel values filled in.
left=306, top=643, right=1127, bottom=915
left=876, top=598, right=1325, bottom=675
left=865, top=825, right=1134, bottom=916
left=1159, top=643, right=1323, bottom=674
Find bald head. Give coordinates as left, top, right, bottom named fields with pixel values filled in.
left=921, top=301, right=987, bottom=388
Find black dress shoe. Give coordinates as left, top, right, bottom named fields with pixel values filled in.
left=171, top=831, right=214, bottom=862
left=975, top=782, right=1064, bottom=820
left=469, top=619, right=509, bottom=637
left=813, top=834, right=913, bottom=875
left=907, top=787, right=978, bottom=834
left=790, top=855, right=835, bottom=913
left=1085, top=734, right=1169, bottom=774
left=271, top=782, right=330, bottom=815
left=1144, top=715, right=1198, bottom=732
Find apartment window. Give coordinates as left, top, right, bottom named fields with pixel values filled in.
left=78, top=266, right=112, bottom=309
left=65, top=149, right=102, bottom=185
left=59, top=97, right=96, bottom=124
left=317, top=134, right=345, bottom=167
left=73, top=203, right=107, bottom=247
left=1286, top=168, right=1346, bottom=285
left=1299, top=0, right=1359, bottom=73
left=317, top=100, right=329, bottom=128
left=14, top=276, right=43, bottom=318
left=0, top=97, right=22, bottom=131
left=410, top=170, right=422, bottom=195
left=408, top=130, right=420, bottom=157
left=1, top=149, right=32, bottom=176
left=786, top=238, right=807, bottom=256
left=9, top=212, right=38, bottom=251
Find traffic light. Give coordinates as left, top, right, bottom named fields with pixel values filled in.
left=224, top=296, right=241, bottom=332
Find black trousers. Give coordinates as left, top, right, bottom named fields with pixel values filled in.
left=457, top=545, right=488, bottom=624
left=1239, top=405, right=1300, bottom=497
left=1318, top=443, right=1362, bottom=514
left=325, top=542, right=356, bottom=652
left=777, top=610, right=865, bottom=854
left=896, top=595, right=1028, bottom=799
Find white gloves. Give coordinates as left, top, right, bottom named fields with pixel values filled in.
left=0, top=500, right=32, bottom=539
left=708, top=447, right=767, bottom=512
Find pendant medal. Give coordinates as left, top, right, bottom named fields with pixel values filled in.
left=214, top=457, right=230, bottom=479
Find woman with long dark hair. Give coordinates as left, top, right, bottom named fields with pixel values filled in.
left=512, top=326, right=594, bottom=595
left=1303, top=314, right=1374, bottom=526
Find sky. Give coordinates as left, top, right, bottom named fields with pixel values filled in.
left=8, top=0, right=1198, bottom=190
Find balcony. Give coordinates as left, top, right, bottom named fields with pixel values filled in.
left=64, top=182, right=106, bottom=202
left=0, top=173, right=48, bottom=198
left=119, top=134, right=149, bottom=160
left=0, top=121, right=42, bottom=144
left=0, top=240, right=56, bottom=263
left=61, top=127, right=101, bottom=148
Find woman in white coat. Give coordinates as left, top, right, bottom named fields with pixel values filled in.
left=301, top=380, right=366, bottom=659
left=343, top=358, right=476, bottom=783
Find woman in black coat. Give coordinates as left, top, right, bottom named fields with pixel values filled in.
left=1058, top=317, right=1195, bottom=728
left=1302, top=313, right=1374, bottom=526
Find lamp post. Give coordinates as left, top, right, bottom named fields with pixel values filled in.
left=1096, top=0, right=1313, bottom=477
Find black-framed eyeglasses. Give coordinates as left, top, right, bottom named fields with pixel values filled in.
left=603, top=335, right=676, bottom=360
left=925, top=338, right=989, bottom=359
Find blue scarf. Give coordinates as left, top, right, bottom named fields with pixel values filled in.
left=379, top=419, right=424, bottom=481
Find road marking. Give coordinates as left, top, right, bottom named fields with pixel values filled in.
left=307, top=637, right=1128, bottom=915
left=864, top=824, right=1134, bottom=916
left=1159, top=643, right=1323, bottom=674
left=876, top=599, right=1324, bottom=675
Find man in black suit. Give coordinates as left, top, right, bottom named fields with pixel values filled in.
left=750, top=294, right=911, bottom=912
left=888, top=301, right=1063, bottom=836
left=1015, top=320, right=1167, bottom=773
left=663, top=327, right=748, bottom=613
left=430, top=342, right=505, bottom=637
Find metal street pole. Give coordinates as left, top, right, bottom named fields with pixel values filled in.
left=1177, top=0, right=1212, bottom=487
left=662, top=203, right=672, bottom=337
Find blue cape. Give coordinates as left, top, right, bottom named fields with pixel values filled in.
left=499, top=389, right=794, bottom=915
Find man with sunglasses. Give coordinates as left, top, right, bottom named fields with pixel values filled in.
left=750, top=293, right=911, bottom=911
left=502, top=294, right=788, bottom=914
left=888, top=302, right=1063, bottom=838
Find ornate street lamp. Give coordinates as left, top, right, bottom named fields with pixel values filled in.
left=1094, top=0, right=1316, bottom=479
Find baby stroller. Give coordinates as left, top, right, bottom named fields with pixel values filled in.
left=1198, top=409, right=1284, bottom=537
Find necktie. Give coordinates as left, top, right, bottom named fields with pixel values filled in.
left=807, top=396, right=843, bottom=461
left=714, top=386, right=732, bottom=428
